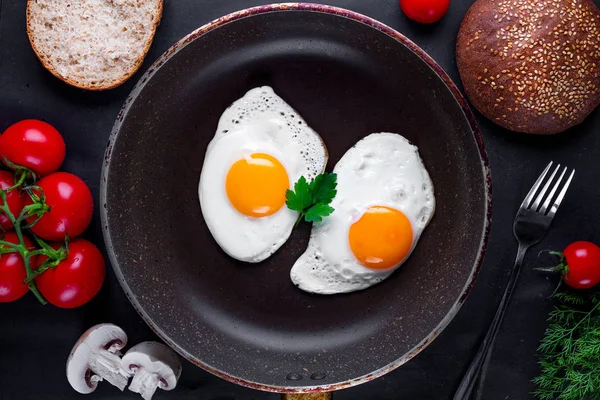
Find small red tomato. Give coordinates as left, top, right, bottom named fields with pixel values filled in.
left=0, top=119, right=66, bottom=176
left=25, top=172, right=94, bottom=241
left=0, top=171, right=24, bottom=230
left=561, top=241, right=600, bottom=289
left=35, top=238, right=105, bottom=308
left=400, top=0, right=450, bottom=24
left=0, top=232, right=36, bottom=303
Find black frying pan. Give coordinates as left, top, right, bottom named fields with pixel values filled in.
left=101, top=3, right=491, bottom=396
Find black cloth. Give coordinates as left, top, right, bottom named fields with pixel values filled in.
left=1, top=0, right=599, bottom=399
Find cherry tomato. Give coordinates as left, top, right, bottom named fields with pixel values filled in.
left=35, top=238, right=105, bottom=308
left=25, top=172, right=93, bottom=241
left=0, top=171, right=24, bottom=230
left=400, top=0, right=450, bottom=24
left=0, top=232, right=36, bottom=303
left=561, top=241, right=600, bottom=289
left=0, top=119, right=66, bottom=176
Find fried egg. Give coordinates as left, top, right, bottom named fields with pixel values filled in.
left=199, top=87, right=327, bottom=263
left=291, top=133, right=435, bottom=294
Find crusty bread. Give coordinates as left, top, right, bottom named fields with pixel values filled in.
left=457, top=0, right=600, bottom=135
left=26, top=0, right=163, bottom=91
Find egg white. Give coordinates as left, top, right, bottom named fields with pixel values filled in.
left=291, top=133, right=435, bottom=294
left=199, top=87, right=327, bottom=263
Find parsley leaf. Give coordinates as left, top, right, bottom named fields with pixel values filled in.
left=286, top=173, right=337, bottom=225
left=310, top=173, right=337, bottom=205
left=305, top=204, right=335, bottom=223
left=285, top=176, right=312, bottom=212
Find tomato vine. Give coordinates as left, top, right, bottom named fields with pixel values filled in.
left=0, top=166, right=69, bottom=305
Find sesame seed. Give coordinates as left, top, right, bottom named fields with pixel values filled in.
left=481, top=0, right=600, bottom=121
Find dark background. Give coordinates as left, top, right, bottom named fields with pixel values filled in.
left=1, top=0, right=599, bottom=399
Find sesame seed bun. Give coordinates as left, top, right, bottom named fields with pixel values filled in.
left=456, top=0, right=600, bottom=135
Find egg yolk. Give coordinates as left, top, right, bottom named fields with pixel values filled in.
left=349, top=206, right=413, bottom=270
left=226, top=153, right=290, bottom=217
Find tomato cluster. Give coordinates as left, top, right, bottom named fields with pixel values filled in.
left=0, top=119, right=105, bottom=308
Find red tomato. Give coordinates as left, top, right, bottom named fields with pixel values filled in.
left=35, top=238, right=105, bottom=308
left=0, top=232, right=36, bottom=303
left=561, top=241, right=600, bottom=289
left=0, top=171, right=24, bottom=230
left=400, top=0, right=450, bottom=24
left=25, top=172, right=93, bottom=241
left=0, top=119, right=66, bottom=176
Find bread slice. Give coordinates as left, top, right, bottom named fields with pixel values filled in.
left=26, top=0, right=163, bottom=91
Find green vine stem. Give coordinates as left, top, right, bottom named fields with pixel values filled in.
left=0, top=171, right=68, bottom=305
left=7, top=171, right=27, bottom=192
left=3, top=156, right=37, bottom=183
left=0, top=190, right=47, bottom=304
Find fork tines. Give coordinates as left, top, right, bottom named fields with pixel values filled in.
left=521, top=161, right=575, bottom=217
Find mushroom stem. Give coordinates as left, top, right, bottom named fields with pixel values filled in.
left=89, top=347, right=130, bottom=391
left=66, top=324, right=130, bottom=395
left=121, top=341, right=182, bottom=400
left=128, top=369, right=159, bottom=400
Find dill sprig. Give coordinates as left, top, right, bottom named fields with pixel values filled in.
left=533, top=288, right=600, bottom=400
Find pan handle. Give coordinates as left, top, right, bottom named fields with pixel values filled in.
left=281, top=393, right=333, bottom=400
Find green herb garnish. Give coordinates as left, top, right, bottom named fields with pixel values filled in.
left=533, top=289, right=600, bottom=400
left=286, top=173, right=337, bottom=225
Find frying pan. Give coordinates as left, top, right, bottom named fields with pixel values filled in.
left=101, top=3, right=492, bottom=397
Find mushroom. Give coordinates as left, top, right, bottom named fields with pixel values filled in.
left=121, top=341, right=182, bottom=400
left=66, top=323, right=131, bottom=394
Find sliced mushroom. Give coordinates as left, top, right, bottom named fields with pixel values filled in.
left=121, top=341, right=182, bottom=400
left=66, top=323, right=131, bottom=394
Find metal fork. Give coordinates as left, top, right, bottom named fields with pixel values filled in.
left=454, top=161, right=575, bottom=400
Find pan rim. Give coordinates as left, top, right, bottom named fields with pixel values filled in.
left=100, top=2, right=493, bottom=394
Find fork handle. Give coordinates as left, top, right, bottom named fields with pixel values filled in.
left=453, top=244, right=528, bottom=400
